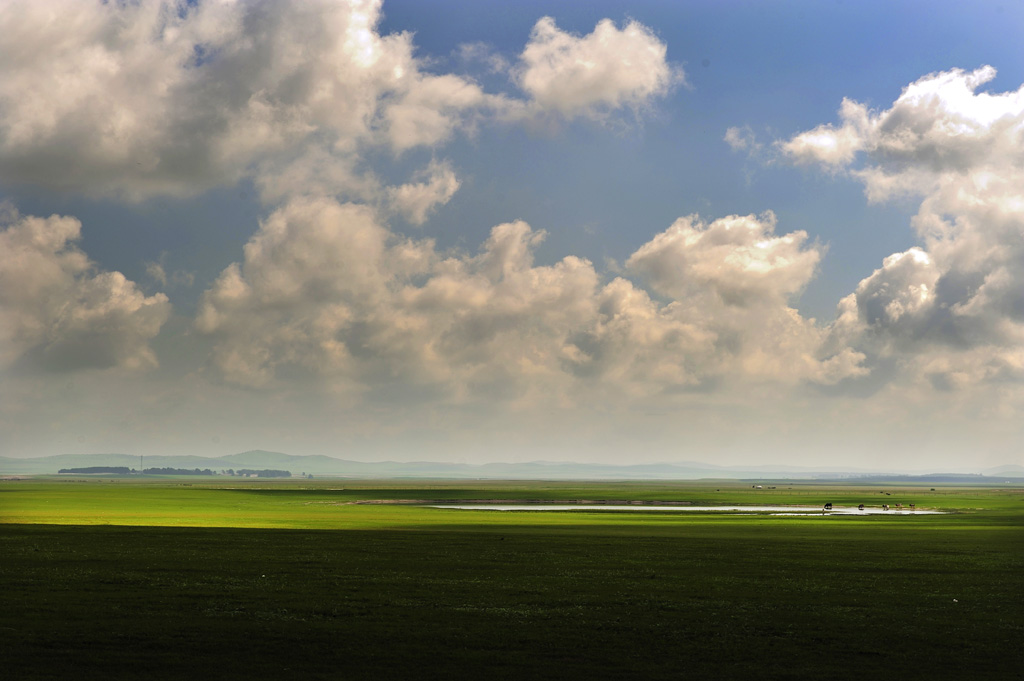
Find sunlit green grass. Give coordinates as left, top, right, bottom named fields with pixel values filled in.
left=3, top=477, right=1020, bottom=529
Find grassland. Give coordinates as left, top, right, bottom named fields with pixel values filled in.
left=2, top=477, right=1022, bottom=680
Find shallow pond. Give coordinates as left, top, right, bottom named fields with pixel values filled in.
left=429, top=504, right=946, bottom=515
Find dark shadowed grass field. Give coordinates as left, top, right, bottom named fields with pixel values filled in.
left=2, top=478, right=1022, bottom=680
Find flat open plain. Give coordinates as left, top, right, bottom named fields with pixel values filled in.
left=2, top=478, right=1021, bottom=680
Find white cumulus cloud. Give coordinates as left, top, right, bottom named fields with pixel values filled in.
left=781, top=66, right=1024, bottom=196
left=387, top=160, right=461, bottom=225
left=0, top=208, right=170, bottom=371
left=196, top=200, right=861, bottom=398
left=626, top=212, right=820, bottom=307
left=515, top=16, right=681, bottom=120
left=0, top=2, right=677, bottom=203
left=787, top=66, right=1024, bottom=390
left=626, top=212, right=861, bottom=386
left=0, top=0, right=505, bottom=201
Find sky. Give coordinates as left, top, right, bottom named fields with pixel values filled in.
left=2, top=0, right=1024, bottom=470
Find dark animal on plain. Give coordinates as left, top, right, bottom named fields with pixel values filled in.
left=858, top=504, right=864, bottom=510
left=823, top=502, right=833, bottom=511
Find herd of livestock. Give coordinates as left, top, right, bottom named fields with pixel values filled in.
left=821, top=501, right=916, bottom=513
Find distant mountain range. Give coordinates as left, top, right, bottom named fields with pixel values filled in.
left=1, top=450, right=1022, bottom=481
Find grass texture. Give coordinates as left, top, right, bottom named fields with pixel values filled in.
left=2, top=478, right=1022, bottom=680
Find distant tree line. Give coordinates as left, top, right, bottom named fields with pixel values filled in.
left=57, top=466, right=292, bottom=477
left=143, top=468, right=215, bottom=476
left=228, top=469, right=291, bottom=478
left=58, top=466, right=132, bottom=475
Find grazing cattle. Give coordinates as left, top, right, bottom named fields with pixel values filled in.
left=882, top=504, right=889, bottom=511
left=823, top=502, right=833, bottom=511
left=909, top=503, right=916, bottom=511
left=858, top=504, right=865, bottom=511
